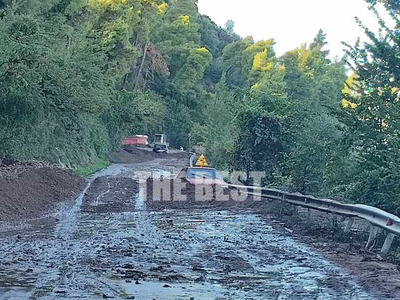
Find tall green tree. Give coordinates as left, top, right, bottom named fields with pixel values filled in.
left=336, top=1, right=400, bottom=212
left=282, top=36, right=347, bottom=194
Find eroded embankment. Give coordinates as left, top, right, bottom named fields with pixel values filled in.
left=0, top=161, right=85, bottom=221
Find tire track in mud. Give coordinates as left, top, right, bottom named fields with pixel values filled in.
left=0, top=164, right=135, bottom=299
left=36, top=168, right=139, bottom=299
left=0, top=178, right=97, bottom=299
left=107, top=161, right=374, bottom=299
left=25, top=170, right=121, bottom=299
left=0, top=160, right=377, bottom=299
left=122, top=208, right=372, bottom=299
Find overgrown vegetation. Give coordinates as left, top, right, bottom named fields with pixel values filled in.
left=0, top=0, right=399, bottom=213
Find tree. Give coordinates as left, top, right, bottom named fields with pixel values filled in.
left=165, top=0, right=198, bottom=22
left=175, top=47, right=212, bottom=88
left=310, top=29, right=330, bottom=59
left=231, top=42, right=290, bottom=183
left=193, top=85, right=241, bottom=169
left=368, top=0, right=400, bottom=13
left=225, top=19, right=235, bottom=35
left=88, top=0, right=141, bottom=79
left=221, top=37, right=255, bottom=87
left=0, top=7, right=113, bottom=165
left=335, top=1, right=400, bottom=212
left=281, top=35, right=347, bottom=194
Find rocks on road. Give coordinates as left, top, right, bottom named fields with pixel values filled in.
left=0, top=154, right=393, bottom=299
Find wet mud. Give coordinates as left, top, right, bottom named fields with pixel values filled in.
left=145, top=178, right=256, bottom=211
left=266, top=208, right=400, bottom=299
left=0, top=159, right=378, bottom=299
left=82, top=176, right=139, bottom=214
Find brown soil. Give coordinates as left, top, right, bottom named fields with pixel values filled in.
left=110, top=147, right=189, bottom=164
left=82, top=176, right=139, bottom=213
left=0, top=162, right=85, bottom=221
left=110, top=149, right=155, bottom=164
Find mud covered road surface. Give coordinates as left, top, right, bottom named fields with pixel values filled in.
left=0, top=159, right=375, bottom=299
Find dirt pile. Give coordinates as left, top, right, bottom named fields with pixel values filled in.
left=110, top=148, right=155, bottom=164
left=110, top=147, right=189, bottom=164
left=0, top=161, right=85, bottom=221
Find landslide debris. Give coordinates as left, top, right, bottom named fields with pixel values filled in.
left=82, top=176, right=139, bottom=213
left=145, top=178, right=257, bottom=210
left=110, top=147, right=188, bottom=164
left=0, top=161, right=85, bottom=221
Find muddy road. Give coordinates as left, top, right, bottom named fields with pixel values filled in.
left=0, top=159, right=374, bottom=299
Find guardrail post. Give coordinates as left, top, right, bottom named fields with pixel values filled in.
left=344, top=217, right=354, bottom=233
left=381, top=233, right=395, bottom=254
left=366, top=226, right=379, bottom=249
left=279, top=194, right=285, bottom=218
left=307, top=208, right=311, bottom=222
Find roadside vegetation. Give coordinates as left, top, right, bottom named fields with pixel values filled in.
left=0, top=0, right=399, bottom=213
left=75, top=157, right=110, bottom=177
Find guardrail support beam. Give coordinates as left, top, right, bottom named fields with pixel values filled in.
left=227, top=184, right=400, bottom=243
left=344, top=218, right=354, bottom=233
left=279, top=195, right=285, bottom=218
left=307, top=208, right=311, bottom=222
left=366, top=226, right=379, bottom=249
left=381, top=233, right=395, bottom=254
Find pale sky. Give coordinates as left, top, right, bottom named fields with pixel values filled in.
left=198, top=0, right=393, bottom=59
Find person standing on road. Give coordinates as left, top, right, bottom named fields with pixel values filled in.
left=189, top=153, right=198, bottom=167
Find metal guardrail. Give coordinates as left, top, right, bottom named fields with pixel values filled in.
left=228, top=184, right=400, bottom=253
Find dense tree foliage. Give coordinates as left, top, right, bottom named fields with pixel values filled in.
left=1, top=0, right=399, bottom=213
left=0, top=0, right=228, bottom=166
left=335, top=0, right=400, bottom=213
